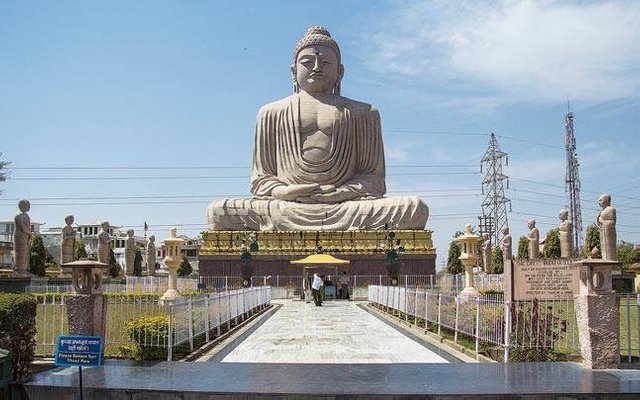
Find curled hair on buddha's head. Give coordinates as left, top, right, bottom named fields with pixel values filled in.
left=291, top=25, right=342, bottom=95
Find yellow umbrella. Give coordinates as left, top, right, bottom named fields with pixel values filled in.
left=290, top=253, right=350, bottom=265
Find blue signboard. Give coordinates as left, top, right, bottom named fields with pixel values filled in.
left=55, top=336, right=103, bottom=367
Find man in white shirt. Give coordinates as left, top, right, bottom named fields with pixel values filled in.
left=311, top=273, right=324, bottom=306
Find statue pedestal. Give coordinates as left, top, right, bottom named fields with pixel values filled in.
left=67, top=294, right=107, bottom=337
left=574, top=257, right=620, bottom=369
left=198, top=230, right=436, bottom=277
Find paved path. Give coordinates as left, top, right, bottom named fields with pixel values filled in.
left=221, top=300, right=449, bottom=363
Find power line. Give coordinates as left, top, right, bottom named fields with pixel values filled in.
left=8, top=163, right=477, bottom=170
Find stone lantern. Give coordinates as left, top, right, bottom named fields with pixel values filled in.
left=61, top=260, right=109, bottom=337
left=456, top=224, right=479, bottom=297
left=160, top=227, right=184, bottom=305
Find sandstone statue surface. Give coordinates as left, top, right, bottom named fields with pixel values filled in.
left=125, top=229, right=136, bottom=275
left=207, top=26, right=428, bottom=231
left=481, top=233, right=492, bottom=273
left=12, top=199, right=31, bottom=273
left=501, top=226, right=512, bottom=261
left=527, top=219, right=539, bottom=259
left=60, top=215, right=76, bottom=264
left=97, top=221, right=111, bottom=265
left=597, top=194, right=617, bottom=261
left=558, top=209, right=573, bottom=258
left=146, top=235, right=157, bottom=276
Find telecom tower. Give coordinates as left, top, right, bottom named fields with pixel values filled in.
left=564, top=104, right=583, bottom=252
left=480, top=133, right=511, bottom=246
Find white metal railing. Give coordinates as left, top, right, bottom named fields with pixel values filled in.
left=368, top=285, right=579, bottom=362
left=620, top=293, right=640, bottom=363
left=197, top=274, right=504, bottom=298
left=34, top=287, right=271, bottom=360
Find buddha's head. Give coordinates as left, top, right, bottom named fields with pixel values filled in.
left=291, top=26, right=344, bottom=95
left=598, top=193, right=611, bottom=208
left=559, top=209, right=569, bottom=221
left=18, top=199, right=30, bottom=213
left=127, top=229, right=134, bottom=238
left=527, top=219, right=536, bottom=229
left=65, top=215, right=74, bottom=226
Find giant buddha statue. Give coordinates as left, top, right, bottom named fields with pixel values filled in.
left=207, top=26, right=428, bottom=231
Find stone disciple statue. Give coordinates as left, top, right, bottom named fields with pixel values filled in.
left=206, top=26, right=428, bottom=231
left=12, top=199, right=31, bottom=273
left=501, top=226, right=512, bottom=261
left=60, top=215, right=76, bottom=264
left=481, top=233, right=492, bottom=273
left=146, top=235, right=157, bottom=276
left=97, top=221, right=111, bottom=265
left=125, top=229, right=136, bottom=275
left=558, top=209, right=573, bottom=258
left=597, top=193, right=617, bottom=261
left=527, top=219, right=539, bottom=259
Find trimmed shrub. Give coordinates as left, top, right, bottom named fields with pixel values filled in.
left=125, top=315, right=169, bottom=361
left=0, top=293, right=37, bottom=379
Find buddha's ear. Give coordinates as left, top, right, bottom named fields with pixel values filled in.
left=291, top=64, right=299, bottom=93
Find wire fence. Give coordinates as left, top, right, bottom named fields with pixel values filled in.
left=368, top=285, right=580, bottom=362
left=35, top=287, right=271, bottom=360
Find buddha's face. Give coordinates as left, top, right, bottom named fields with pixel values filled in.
left=598, top=195, right=610, bottom=208
left=294, top=45, right=342, bottom=94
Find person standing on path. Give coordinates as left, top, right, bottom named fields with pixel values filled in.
left=312, top=273, right=323, bottom=306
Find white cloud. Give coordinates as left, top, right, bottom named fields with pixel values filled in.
left=365, top=0, right=640, bottom=104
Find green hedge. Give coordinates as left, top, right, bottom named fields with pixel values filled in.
left=0, top=293, right=37, bottom=380
left=125, top=315, right=169, bottom=361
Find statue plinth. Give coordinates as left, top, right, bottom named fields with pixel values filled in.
left=198, top=230, right=436, bottom=277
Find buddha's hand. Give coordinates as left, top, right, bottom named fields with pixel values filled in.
left=272, top=184, right=320, bottom=201
left=310, top=186, right=359, bottom=203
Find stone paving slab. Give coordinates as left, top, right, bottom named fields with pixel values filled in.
left=221, top=300, right=448, bottom=363
left=23, top=361, right=640, bottom=399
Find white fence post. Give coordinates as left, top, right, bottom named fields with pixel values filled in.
left=504, top=300, right=511, bottom=363
left=475, top=295, right=481, bottom=356
left=204, top=295, right=210, bottom=343
left=454, top=295, right=459, bottom=344
left=167, top=303, right=174, bottom=362
left=437, top=293, right=442, bottom=337
left=188, top=298, right=194, bottom=352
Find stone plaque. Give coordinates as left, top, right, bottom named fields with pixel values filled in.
left=513, top=259, right=580, bottom=300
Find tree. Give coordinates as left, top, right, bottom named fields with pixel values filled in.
left=517, top=236, right=529, bottom=259
left=584, top=224, right=600, bottom=257
left=491, top=247, right=504, bottom=274
left=617, top=241, right=635, bottom=270
left=177, top=255, right=192, bottom=277
left=445, top=240, right=463, bottom=274
left=29, top=234, right=48, bottom=276
left=543, top=229, right=561, bottom=259
left=74, top=240, right=88, bottom=260
left=133, top=248, right=143, bottom=277
left=108, top=244, right=120, bottom=278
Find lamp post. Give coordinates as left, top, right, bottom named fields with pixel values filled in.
left=383, top=222, right=403, bottom=285
left=160, top=227, right=184, bottom=305
left=240, top=232, right=258, bottom=288
left=456, top=223, right=479, bottom=297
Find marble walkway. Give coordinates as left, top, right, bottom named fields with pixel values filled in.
left=221, top=300, right=449, bottom=364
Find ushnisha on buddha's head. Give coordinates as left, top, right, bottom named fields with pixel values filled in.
left=291, top=26, right=344, bottom=95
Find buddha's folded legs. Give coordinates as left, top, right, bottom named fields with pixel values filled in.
left=206, top=196, right=428, bottom=231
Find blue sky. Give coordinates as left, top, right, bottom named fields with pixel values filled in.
left=1, top=0, right=639, bottom=269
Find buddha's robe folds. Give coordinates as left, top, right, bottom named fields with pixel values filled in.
left=207, top=94, right=428, bottom=231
